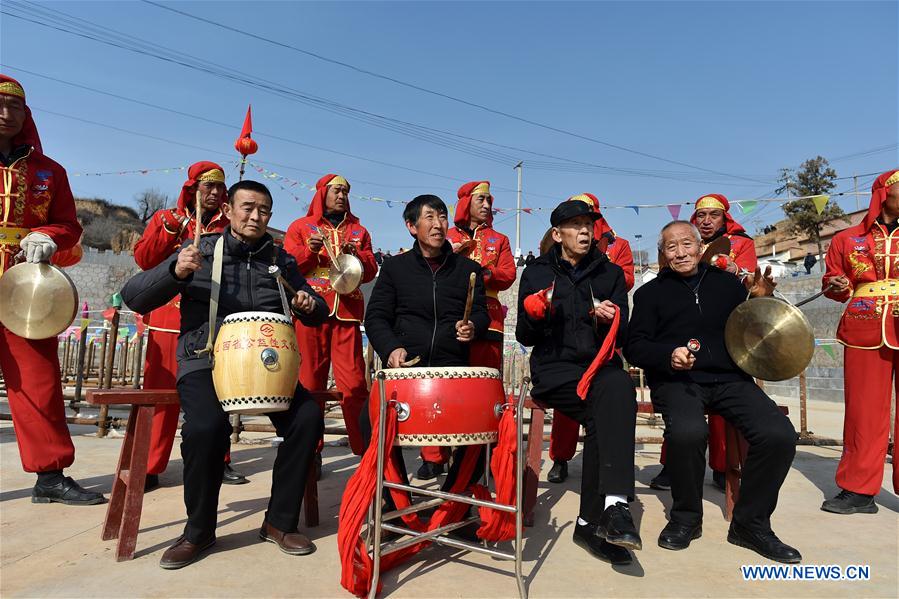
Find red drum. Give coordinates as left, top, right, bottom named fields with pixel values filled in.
left=370, top=366, right=505, bottom=446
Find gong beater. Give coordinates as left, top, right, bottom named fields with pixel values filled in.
left=724, top=296, right=814, bottom=381
left=0, top=262, right=79, bottom=339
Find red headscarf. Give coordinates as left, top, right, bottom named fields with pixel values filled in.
left=690, top=193, right=747, bottom=236
left=847, top=169, right=899, bottom=236
left=0, top=74, right=42, bottom=154
left=569, top=193, right=613, bottom=238
left=306, top=173, right=355, bottom=221
left=455, top=180, right=494, bottom=228
left=176, top=161, right=227, bottom=213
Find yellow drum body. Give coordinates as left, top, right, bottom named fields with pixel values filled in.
left=212, top=311, right=299, bottom=415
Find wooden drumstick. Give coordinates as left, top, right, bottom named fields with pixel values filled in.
left=267, top=265, right=298, bottom=296
left=400, top=355, right=421, bottom=367
left=462, top=272, right=476, bottom=324
left=193, top=189, right=202, bottom=248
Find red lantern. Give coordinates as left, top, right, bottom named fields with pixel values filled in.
left=234, top=136, right=258, bottom=156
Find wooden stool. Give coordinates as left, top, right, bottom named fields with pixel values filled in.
left=87, top=389, right=179, bottom=561
left=87, top=388, right=331, bottom=560
left=521, top=396, right=789, bottom=525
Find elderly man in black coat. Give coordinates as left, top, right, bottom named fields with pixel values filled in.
left=517, top=199, right=639, bottom=566
left=625, top=220, right=801, bottom=564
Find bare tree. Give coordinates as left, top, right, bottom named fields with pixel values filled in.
left=135, top=188, right=170, bottom=223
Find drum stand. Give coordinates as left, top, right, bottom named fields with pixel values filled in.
left=367, top=372, right=530, bottom=599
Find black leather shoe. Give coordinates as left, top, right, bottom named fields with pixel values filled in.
left=649, top=467, right=670, bottom=491
left=222, top=464, right=249, bottom=485
left=144, top=474, right=160, bottom=493
left=727, top=522, right=801, bottom=564
left=32, top=476, right=107, bottom=506
left=415, top=461, right=444, bottom=481
left=573, top=522, right=633, bottom=565
left=597, top=503, right=642, bottom=551
left=712, top=470, right=726, bottom=492
left=159, top=535, right=216, bottom=570
left=821, top=489, right=878, bottom=514
left=547, top=460, right=568, bottom=484
left=658, top=520, right=702, bottom=550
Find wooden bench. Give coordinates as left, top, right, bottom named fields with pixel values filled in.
left=522, top=397, right=789, bottom=526
left=86, top=388, right=335, bottom=561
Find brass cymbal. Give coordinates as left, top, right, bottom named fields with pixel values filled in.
left=0, top=262, right=79, bottom=339
left=700, top=236, right=731, bottom=264
left=329, top=253, right=363, bottom=295
left=724, top=297, right=814, bottom=381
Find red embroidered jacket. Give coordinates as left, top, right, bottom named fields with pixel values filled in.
left=824, top=223, right=899, bottom=349
left=447, top=224, right=517, bottom=335
left=0, top=149, right=82, bottom=276
left=284, top=214, right=377, bottom=322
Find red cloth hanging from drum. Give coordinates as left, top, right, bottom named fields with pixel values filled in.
left=338, top=396, right=519, bottom=597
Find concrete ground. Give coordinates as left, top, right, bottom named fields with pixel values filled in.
left=1, top=394, right=896, bottom=599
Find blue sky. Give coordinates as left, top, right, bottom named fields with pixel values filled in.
left=2, top=1, right=896, bottom=255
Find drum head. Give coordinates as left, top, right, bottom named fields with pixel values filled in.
left=0, top=262, right=78, bottom=339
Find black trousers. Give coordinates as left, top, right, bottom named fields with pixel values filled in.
left=651, top=380, right=797, bottom=531
left=533, top=367, right=637, bottom=523
left=358, top=398, right=486, bottom=499
left=177, top=370, right=323, bottom=543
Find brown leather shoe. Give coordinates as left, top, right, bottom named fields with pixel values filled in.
left=259, top=521, right=316, bottom=556
left=159, top=535, right=216, bottom=570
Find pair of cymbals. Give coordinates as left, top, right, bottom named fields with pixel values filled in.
left=0, top=262, right=79, bottom=339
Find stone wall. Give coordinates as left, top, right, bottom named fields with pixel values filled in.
left=64, top=249, right=141, bottom=312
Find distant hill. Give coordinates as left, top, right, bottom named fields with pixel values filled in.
left=75, top=198, right=145, bottom=252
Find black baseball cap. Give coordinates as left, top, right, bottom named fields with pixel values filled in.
left=550, top=199, right=602, bottom=227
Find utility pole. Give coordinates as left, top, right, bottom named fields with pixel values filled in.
left=634, top=234, right=643, bottom=285
left=854, top=174, right=859, bottom=211
left=513, top=161, right=523, bottom=257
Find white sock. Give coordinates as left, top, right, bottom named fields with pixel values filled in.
left=577, top=517, right=589, bottom=526
left=604, top=495, right=627, bottom=510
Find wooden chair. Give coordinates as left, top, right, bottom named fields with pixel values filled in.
left=522, top=397, right=789, bottom=526
left=86, top=388, right=332, bottom=561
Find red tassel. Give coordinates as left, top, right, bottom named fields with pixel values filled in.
left=576, top=305, right=620, bottom=400
left=338, top=399, right=487, bottom=597
left=473, top=395, right=518, bottom=541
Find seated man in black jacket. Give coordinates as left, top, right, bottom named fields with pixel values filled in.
left=362, top=194, right=489, bottom=490
left=625, top=220, right=801, bottom=563
left=122, top=180, right=329, bottom=570
left=516, top=199, right=639, bottom=567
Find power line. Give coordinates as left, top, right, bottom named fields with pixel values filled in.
left=141, top=0, right=771, bottom=184
left=2, top=63, right=772, bottom=198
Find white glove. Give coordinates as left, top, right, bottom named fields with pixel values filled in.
left=19, top=232, right=57, bottom=263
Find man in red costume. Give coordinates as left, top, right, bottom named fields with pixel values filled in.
left=415, top=181, right=517, bottom=480
left=133, top=161, right=247, bottom=489
left=0, top=74, right=104, bottom=505
left=820, top=169, right=899, bottom=514
left=651, top=193, right=759, bottom=492
left=284, top=174, right=378, bottom=456
left=547, top=193, right=635, bottom=484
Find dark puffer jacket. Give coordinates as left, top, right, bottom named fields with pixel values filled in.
left=516, top=244, right=628, bottom=396
left=122, top=228, right=328, bottom=381
left=364, top=241, right=489, bottom=367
